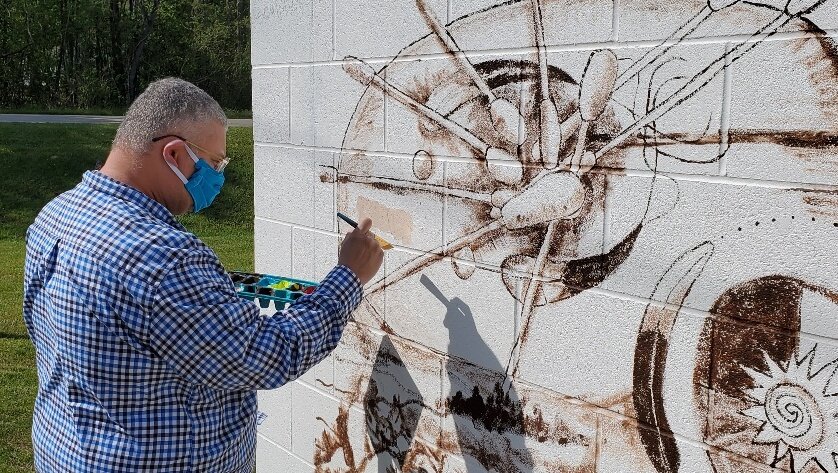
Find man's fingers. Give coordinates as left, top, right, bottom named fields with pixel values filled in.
left=358, top=217, right=373, bottom=234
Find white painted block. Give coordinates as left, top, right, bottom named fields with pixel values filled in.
left=291, top=228, right=340, bottom=282
left=384, top=247, right=516, bottom=369
left=724, top=142, right=838, bottom=186
left=254, top=217, right=293, bottom=276
left=619, top=0, right=785, bottom=41
left=603, top=174, right=836, bottom=313
left=254, top=147, right=335, bottom=231
left=290, top=229, right=375, bottom=372
left=297, top=353, right=334, bottom=396
left=516, top=290, right=647, bottom=404
left=804, top=0, right=838, bottom=31
left=290, top=63, right=385, bottom=151
left=254, top=146, right=309, bottom=224
left=728, top=35, right=838, bottom=131
left=256, top=383, right=293, bottom=448
left=252, top=67, right=290, bottom=144
left=250, top=0, right=332, bottom=65
left=353, top=291, right=387, bottom=330
left=291, top=382, right=337, bottom=464
left=334, top=0, right=448, bottom=60
left=314, top=151, right=337, bottom=232
left=726, top=36, right=838, bottom=184
left=255, top=437, right=313, bottom=471
left=447, top=0, right=612, bottom=51
left=448, top=0, right=509, bottom=21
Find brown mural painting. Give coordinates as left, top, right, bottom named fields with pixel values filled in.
left=311, top=0, right=838, bottom=471
left=694, top=277, right=838, bottom=472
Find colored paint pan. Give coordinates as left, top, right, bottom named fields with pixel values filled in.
left=230, top=270, right=319, bottom=306
left=270, top=281, right=290, bottom=290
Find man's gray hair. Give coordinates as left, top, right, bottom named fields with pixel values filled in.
left=112, top=77, right=227, bottom=155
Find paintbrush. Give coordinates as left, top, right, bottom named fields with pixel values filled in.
left=336, top=212, right=394, bottom=250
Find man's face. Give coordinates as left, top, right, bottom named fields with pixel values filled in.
left=162, top=121, right=227, bottom=215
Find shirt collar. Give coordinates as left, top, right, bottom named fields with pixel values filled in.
left=82, top=170, right=185, bottom=230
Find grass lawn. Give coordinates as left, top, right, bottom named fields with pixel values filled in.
left=0, top=123, right=254, bottom=472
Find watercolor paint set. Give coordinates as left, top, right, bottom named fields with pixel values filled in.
left=228, top=271, right=318, bottom=310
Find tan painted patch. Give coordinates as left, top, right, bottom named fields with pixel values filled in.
left=357, top=195, right=414, bottom=245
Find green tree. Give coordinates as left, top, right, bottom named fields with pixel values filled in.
left=0, top=0, right=251, bottom=110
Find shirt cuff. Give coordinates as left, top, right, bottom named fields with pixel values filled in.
left=315, top=264, right=364, bottom=314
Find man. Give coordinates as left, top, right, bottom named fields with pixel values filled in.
left=22, top=77, right=384, bottom=472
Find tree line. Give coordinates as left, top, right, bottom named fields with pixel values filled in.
left=1, top=0, right=251, bottom=111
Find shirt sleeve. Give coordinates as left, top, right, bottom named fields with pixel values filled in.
left=149, top=249, right=362, bottom=390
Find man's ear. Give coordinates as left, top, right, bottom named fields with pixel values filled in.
left=162, top=140, right=184, bottom=169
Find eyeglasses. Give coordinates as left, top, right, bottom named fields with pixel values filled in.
left=151, top=134, right=230, bottom=172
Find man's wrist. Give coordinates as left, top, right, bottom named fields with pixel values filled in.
left=335, top=264, right=362, bottom=288
left=317, top=265, right=364, bottom=312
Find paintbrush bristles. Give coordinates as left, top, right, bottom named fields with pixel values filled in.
left=374, top=235, right=394, bottom=250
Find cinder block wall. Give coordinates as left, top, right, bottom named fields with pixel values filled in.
left=249, top=1, right=838, bottom=471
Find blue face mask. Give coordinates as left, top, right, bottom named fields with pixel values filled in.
left=166, top=144, right=225, bottom=213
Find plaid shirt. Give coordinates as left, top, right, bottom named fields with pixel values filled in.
left=22, top=171, right=362, bottom=472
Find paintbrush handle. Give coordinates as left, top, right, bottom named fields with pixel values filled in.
left=336, top=212, right=394, bottom=250
left=336, top=212, right=358, bottom=228
left=419, top=274, right=448, bottom=305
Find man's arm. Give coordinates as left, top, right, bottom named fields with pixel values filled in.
left=149, top=249, right=362, bottom=391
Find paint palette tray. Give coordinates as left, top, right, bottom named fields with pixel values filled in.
left=229, top=271, right=318, bottom=310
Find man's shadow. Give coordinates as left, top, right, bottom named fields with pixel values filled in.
left=363, top=334, right=422, bottom=472
left=420, top=274, right=534, bottom=471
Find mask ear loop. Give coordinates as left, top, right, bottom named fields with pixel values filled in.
left=162, top=140, right=191, bottom=184
left=183, top=144, right=202, bottom=165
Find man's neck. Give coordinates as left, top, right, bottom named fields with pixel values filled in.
left=99, top=151, right=153, bottom=198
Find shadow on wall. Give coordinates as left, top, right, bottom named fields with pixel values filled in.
left=422, top=274, right=534, bottom=472
left=360, top=275, right=535, bottom=471
left=363, top=335, right=423, bottom=472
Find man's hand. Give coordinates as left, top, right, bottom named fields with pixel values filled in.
left=338, top=217, right=384, bottom=285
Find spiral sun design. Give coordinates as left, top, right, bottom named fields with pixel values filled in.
left=742, top=349, right=838, bottom=472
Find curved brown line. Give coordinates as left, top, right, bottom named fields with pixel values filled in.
left=632, top=242, right=714, bottom=473
left=560, top=223, right=642, bottom=293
